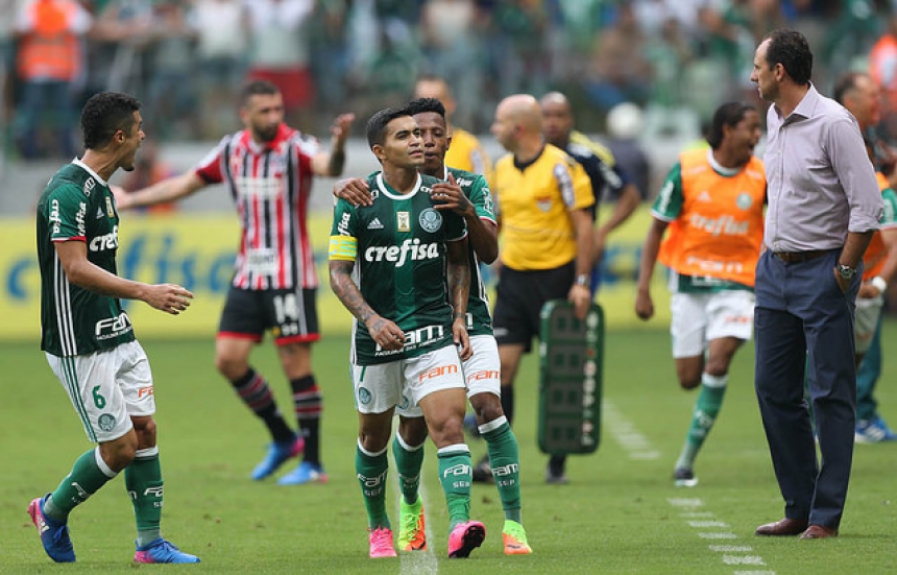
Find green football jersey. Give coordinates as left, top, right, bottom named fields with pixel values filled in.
left=446, top=166, right=496, bottom=337
left=36, top=161, right=135, bottom=357
left=330, top=172, right=466, bottom=365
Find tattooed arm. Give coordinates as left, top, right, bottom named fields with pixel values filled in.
left=446, top=236, right=472, bottom=359
left=329, top=259, right=405, bottom=351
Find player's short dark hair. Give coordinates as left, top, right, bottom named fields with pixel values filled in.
left=763, top=28, right=812, bottom=86
left=833, top=72, right=865, bottom=105
left=707, top=102, right=757, bottom=149
left=366, top=106, right=413, bottom=149
left=80, top=92, right=141, bottom=150
left=240, top=80, right=280, bottom=105
left=406, top=97, right=446, bottom=120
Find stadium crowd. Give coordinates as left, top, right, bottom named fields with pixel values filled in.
left=1, top=0, right=894, bottom=159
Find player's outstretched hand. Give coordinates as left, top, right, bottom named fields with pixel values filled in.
left=331, top=113, right=356, bottom=146
left=366, top=315, right=405, bottom=351
left=334, top=177, right=372, bottom=207
left=634, top=289, right=654, bottom=320
left=144, top=284, right=194, bottom=315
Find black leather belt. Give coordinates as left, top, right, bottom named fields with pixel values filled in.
left=773, top=250, right=828, bottom=263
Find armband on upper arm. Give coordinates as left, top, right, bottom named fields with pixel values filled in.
left=328, top=235, right=357, bottom=261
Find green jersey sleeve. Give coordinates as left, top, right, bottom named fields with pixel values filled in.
left=47, top=184, right=90, bottom=241
left=329, top=198, right=358, bottom=261
left=651, top=162, right=684, bottom=222
left=881, top=187, right=897, bottom=229
left=468, top=175, right=496, bottom=222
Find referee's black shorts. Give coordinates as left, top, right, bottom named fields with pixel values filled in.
left=492, top=260, right=575, bottom=353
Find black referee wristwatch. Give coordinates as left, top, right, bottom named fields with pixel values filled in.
left=837, top=264, right=856, bottom=280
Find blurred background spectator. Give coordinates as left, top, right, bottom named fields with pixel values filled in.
left=244, top=0, right=316, bottom=130
left=0, top=0, right=894, bottom=172
left=12, top=0, right=92, bottom=159
left=191, top=0, right=248, bottom=139
left=4, top=0, right=897, bottom=316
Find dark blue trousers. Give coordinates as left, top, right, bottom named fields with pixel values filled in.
left=754, top=249, right=860, bottom=529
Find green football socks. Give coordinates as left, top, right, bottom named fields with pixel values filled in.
left=676, top=373, right=727, bottom=470
left=481, top=417, right=522, bottom=523
left=356, top=441, right=390, bottom=530
left=393, top=432, right=424, bottom=505
left=44, top=447, right=118, bottom=521
left=125, top=447, right=163, bottom=547
left=436, top=444, right=473, bottom=530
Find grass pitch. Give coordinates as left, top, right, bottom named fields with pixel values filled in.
left=1, top=323, right=896, bottom=574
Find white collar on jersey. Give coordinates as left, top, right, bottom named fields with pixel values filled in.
left=72, top=158, right=109, bottom=186
left=376, top=172, right=423, bottom=200
left=707, top=148, right=742, bottom=177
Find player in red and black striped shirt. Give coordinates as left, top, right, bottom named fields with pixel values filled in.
left=118, top=80, right=354, bottom=485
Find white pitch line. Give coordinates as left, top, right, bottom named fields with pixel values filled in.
left=723, top=556, right=766, bottom=566
left=668, top=498, right=703, bottom=508
left=688, top=520, right=730, bottom=528
left=709, top=546, right=753, bottom=553
left=668, top=498, right=775, bottom=574
left=602, top=400, right=660, bottom=460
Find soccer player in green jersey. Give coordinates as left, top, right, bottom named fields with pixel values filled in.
left=330, top=106, right=486, bottom=559
left=30, top=92, right=199, bottom=564
left=336, top=97, right=531, bottom=555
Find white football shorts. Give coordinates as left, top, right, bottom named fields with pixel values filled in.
left=462, top=335, right=501, bottom=399
left=354, top=343, right=465, bottom=416
left=670, top=290, right=755, bottom=358
left=45, top=340, right=155, bottom=443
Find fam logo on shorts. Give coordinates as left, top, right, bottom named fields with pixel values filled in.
left=358, top=387, right=372, bottom=405
left=98, top=413, right=117, bottom=432
left=419, top=208, right=442, bottom=233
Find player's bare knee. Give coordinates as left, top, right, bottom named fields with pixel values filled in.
left=704, top=359, right=732, bottom=378
left=132, top=417, right=157, bottom=449
left=397, top=417, right=428, bottom=446
left=100, top=433, right=138, bottom=472
left=427, top=417, right=465, bottom=447
left=470, top=393, right=503, bottom=425
left=215, top=356, right=246, bottom=381
left=678, top=374, right=702, bottom=389
left=357, top=431, right=389, bottom=453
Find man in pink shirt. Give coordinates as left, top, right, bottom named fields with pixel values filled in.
left=750, top=28, right=883, bottom=540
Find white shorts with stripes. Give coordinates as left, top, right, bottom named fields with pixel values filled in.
left=354, top=344, right=465, bottom=417
left=45, top=340, right=155, bottom=443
